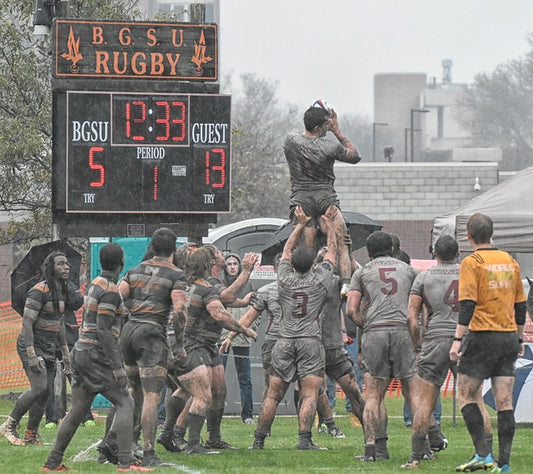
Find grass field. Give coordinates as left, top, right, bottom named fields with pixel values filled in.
left=0, top=395, right=531, bottom=473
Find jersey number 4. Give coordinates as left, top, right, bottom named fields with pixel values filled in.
left=444, top=280, right=459, bottom=311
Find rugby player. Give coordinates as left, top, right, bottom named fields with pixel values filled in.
left=170, top=246, right=257, bottom=454
left=315, top=246, right=365, bottom=434
left=284, top=101, right=361, bottom=295
left=251, top=205, right=337, bottom=450
left=346, top=231, right=418, bottom=462
left=401, top=234, right=459, bottom=469
left=1, top=252, right=71, bottom=447
left=42, top=243, right=150, bottom=472
left=118, top=228, right=187, bottom=467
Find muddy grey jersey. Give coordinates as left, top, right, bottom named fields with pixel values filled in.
left=277, top=259, right=334, bottom=338
left=410, top=262, right=459, bottom=338
left=350, top=256, right=418, bottom=330
left=252, top=280, right=282, bottom=341
left=320, top=272, right=343, bottom=350
left=284, top=132, right=347, bottom=193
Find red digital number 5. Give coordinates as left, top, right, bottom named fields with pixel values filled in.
left=89, top=146, right=105, bottom=187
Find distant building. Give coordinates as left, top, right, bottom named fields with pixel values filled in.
left=373, top=59, right=502, bottom=165
left=137, top=0, right=219, bottom=22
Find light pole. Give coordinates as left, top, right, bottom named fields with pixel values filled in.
left=410, top=109, right=429, bottom=162
left=404, top=127, right=421, bottom=162
left=372, top=122, right=388, bottom=162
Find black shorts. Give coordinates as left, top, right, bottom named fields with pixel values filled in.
left=17, top=332, right=57, bottom=364
left=120, top=320, right=168, bottom=369
left=71, top=347, right=120, bottom=393
left=325, top=347, right=354, bottom=381
left=171, top=343, right=223, bottom=377
left=458, top=331, right=520, bottom=380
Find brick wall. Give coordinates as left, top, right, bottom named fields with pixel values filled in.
left=336, top=162, right=500, bottom=259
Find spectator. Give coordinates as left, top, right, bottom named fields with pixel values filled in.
left=219, top=253, right=256, bottom=425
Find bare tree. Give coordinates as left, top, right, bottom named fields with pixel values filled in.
left=457, top=34, right=533, bottom=171
left=0, top=0, right=140, bottom=246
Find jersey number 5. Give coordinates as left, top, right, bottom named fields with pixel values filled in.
left=379, top=267, right=398, bottom=295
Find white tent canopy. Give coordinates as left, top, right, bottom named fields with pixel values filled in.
left=433, top=166, right=533, bottom=253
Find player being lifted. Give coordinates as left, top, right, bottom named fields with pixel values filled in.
left=284, top=99, right=362, bottom=296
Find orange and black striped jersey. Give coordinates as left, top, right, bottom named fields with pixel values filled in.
left=24, top=281, right=65, bottom=340
left=122, top=257, right=186, bottom=328
left=459, top=248, right=526, bottom=332
left=78, top=273, right=124, bottom=346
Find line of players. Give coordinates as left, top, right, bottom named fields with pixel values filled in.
left=0, top=213, right=526, bottom=472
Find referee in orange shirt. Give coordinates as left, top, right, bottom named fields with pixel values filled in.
left=450, top=213, right=527, bottom=473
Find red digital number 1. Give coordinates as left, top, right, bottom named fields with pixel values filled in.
left=125, top=100, right=146, bottom=141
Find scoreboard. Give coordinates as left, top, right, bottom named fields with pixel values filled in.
left=54, top=90, right=230, bottom=213
left=51, top=19, right=229, bottom=236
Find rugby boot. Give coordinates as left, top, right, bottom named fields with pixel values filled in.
left=24, top=429, right=46, bottom=445
left=156, top=430, right=182, bottom=452
left=428, top=424, right=448, bottom=452
left=356, top=444, right=376, bottom=462
left=296, top=438, right=327, bottom=450
left=141, top=450, right=163, bottom=468
left=41, top=464, right=70, bottom=471
left=400, top=457, right=421, bottom=469
left=185, top=442, right=219, bottom=454
left=328, top=427, right=346, bottom=438
left=204, top=439, right=237, bottom=449
left=97, top=437, right=119, bottom=464
left=117, top=461, right=155, bottom=472
left=248, top=439, right=264, bottom=450
left=490, top=464, right=511, bottom=473
left=0, top=417, right=25, bottom=446
left=455, top=453, right=495, bottom=472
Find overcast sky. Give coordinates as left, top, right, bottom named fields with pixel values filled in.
left=219, top=0, right=533, bottom=118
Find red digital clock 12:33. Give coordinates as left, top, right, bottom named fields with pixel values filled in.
left=63, top=91, right=231, bottom=213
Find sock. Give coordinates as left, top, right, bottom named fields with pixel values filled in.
left=174, top=425, right=186, bottom=441
left=206, top=408, right=224, bottom=442
left=298, top=430, right=312, bottom=442
left=485, top=432, right=494, bottom=454
left=324, top=418, right=336, bottom=430
left=497, top=410, right=515, bottom=466
left=186, top=413, right=205, bottom=447
left=376, top=436, right=389, bottom=458
left=163, top=396, right=186, bottom=433
left=411, top=433, right=426, bottom=461
left=428, top=424, right=443, bottom=445
left=461, top=403, right=489, bottom=457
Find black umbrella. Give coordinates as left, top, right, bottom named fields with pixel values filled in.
left=259, top=210, right=382, bottom=265
left=10, top=240, right=82, bottom=316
